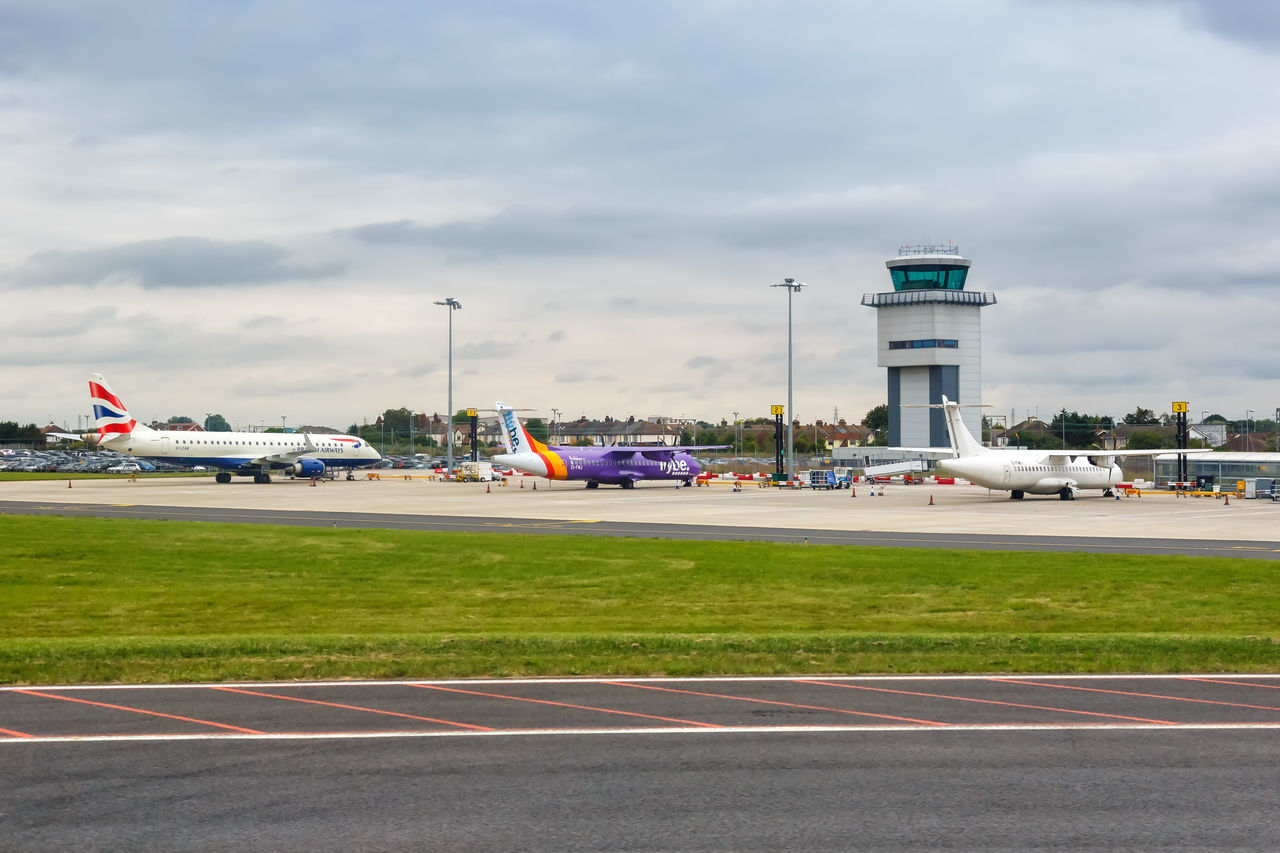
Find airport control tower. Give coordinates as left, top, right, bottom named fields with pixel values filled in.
left=862, top=244, right=996, bottom=447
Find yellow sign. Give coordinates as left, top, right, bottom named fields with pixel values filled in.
left=466, top=408, right=477, bottom=417
left=1172, top=401, right=1188, bottom=413
left=770, top=405, right=784, bottom=415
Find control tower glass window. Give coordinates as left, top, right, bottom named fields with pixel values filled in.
left=889, top=266, right=969, bottom=290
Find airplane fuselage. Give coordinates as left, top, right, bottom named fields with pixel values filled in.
left=99, top=430, right=381, bottom=476
left=494, top=446, right=702, bottom=488
left=939, top=452, right=1122, bottom=497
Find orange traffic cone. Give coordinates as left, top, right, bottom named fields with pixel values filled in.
left=850, top=487, right=856, bottom=498
left=486, top=483, right=490, bottom=493
left=532, top=481, right=537, bottom=490
left=1224, top=493, right=1230, bottom=506
left=67, top=480, right=72, bottom=489
left=520, top=480, right=524, bottom=489
left=310, top=478, right=317, bottom=487
left=928, top=493, right=935, bottom=506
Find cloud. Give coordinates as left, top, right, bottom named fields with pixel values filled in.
left=6, top=237, right=346, bottom=289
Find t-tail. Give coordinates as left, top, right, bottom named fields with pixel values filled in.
left=495, top=401, right=549, bottom=454
left=940, top=395, right=987, bottom=457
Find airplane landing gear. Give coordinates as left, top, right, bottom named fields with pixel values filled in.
left=253, top=472, right=272, bottom=484
left=1010, top=490, right=1025, bottom=500
left=586, top=481, right=599, bottom=489
left=1058, top=487, right=1075, bottom=501
left=620, top=480, right=635, bottom=489
left=215, top=472, right=231, bottom=484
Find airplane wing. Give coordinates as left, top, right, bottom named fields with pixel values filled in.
left=1058, top=448, right=1212, bottom=459
left=604, top=446, right=729, bottom=459
left=884, top=446, right=957, bottom=458
left=245, top=433, right=323, bottom=467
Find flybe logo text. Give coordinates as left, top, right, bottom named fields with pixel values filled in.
left=660, top=458, right=691, bottom=474
left=503, top=412, right=523, bottom=450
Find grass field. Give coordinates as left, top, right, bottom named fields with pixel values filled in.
left=2, top=514, right=1277, bottom=683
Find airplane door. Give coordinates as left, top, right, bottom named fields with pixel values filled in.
left=1002, top=463, right=1011, bottom=485
left=160, top=436, right=170, bottom=455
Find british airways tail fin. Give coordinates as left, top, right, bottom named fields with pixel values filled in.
left=89, top=374, right=151, bottom=438
left=495, top=401, right=548, bottom=454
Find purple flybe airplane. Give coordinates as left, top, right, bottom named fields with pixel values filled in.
left=492, top=402, right=727, bottom=489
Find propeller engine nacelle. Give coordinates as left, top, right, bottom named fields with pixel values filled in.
left=289, top=458, right=326, bottom=478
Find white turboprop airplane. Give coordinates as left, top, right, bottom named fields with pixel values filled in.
left=931, top=396, right=1205, bottom=500
left=58, top=374, right=382, bottom=483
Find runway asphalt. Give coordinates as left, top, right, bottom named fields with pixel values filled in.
left=3, top=473, right=1279, bottom=557
left=5, top=676, right=1279, bottom=850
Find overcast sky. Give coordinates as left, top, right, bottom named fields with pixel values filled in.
left=2, top=0, right=1278, bottom=432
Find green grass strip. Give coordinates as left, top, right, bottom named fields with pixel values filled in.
left=2, top=515, right=1277, bottom=683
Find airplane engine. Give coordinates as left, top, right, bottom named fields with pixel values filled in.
left=290, top=458, right=326, bottom=478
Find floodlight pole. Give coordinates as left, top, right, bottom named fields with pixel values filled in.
left=771, top=278, right=805, bottom=482
left=434, top=297, right=462, bottom=474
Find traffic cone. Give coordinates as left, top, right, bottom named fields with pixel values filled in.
left=850, top=487, right=856, bottom=498
left=1224, top=493, right=1230, bottom=506
left=486, top=483, right=490, bottom=493
left=310, top=478, right=316, bottom=487
left=928, top=493, right=934, bottom=506
left=532, top=481, right=537, bottom=491
left=67, top=480, right=72, bottom=488
left=520, top=480, right=524, bottom=489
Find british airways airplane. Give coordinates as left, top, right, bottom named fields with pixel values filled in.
left=64, top=374, right=382, bottom=483
left=492, top=401, right=726, bottom=489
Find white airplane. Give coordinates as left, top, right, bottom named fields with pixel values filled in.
left=58, top=374, right=382, bottom=483
left=932, top=396, right=1205, bottom=500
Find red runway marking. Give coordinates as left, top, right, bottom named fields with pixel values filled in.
left=606, top=681, right=948, bottom=726
left=989, top=679, right=1280, bottom=714
left=211, top=686, right=493, bottom=731
left=15, top=690, right=263, bottom=734
left=414, top=684, right=722, bottom=728
left=1182, top=677, right=1280, bottom=691
left=1, top=727, right=34, bottom=738
left=799, top=680, right=1177, bottom=725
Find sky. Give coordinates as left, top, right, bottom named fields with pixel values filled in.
left=2, top=0, right=1279, bottom=432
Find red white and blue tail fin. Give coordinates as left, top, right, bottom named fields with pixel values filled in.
left=89, top=374, right=143, bottom=438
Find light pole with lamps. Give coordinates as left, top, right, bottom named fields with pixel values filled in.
left=732, top=410, right=739, bottom=467
left=770, top=277, right=805, bottom=482
left=434, top=297, right=462, bottom=474
left=551, top=408, right=559, bottom=446
left=1247, top=409, right=1254, bottom=449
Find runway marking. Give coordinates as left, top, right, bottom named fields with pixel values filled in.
left=1182, top=677, right=1280, bottom=690
left=5, top=721, right=1280, bottom=745
left=1, top=726, right=34, bottom=738
left=799, top=679, right=1177, bottom=725
left=413, top=683, right=721, bottom=728
left=605, top=681, right=948, bottom=726
left=15, top=689, right=263, bottom=734
left=988, top=678, right=1280, bottom=714
left=210, top=686, right=494, bottom=731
